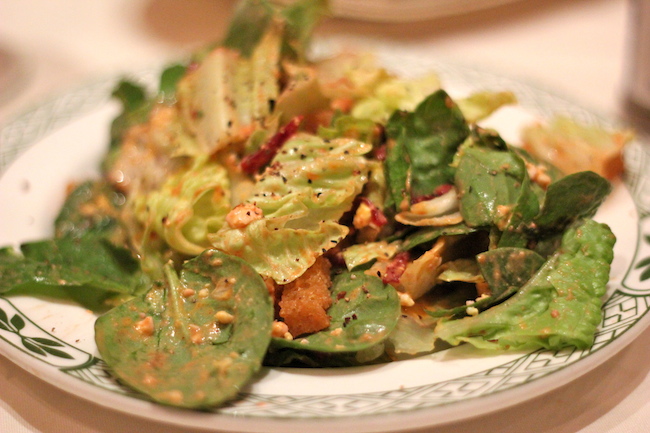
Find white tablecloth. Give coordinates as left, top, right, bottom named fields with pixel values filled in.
left=1, top=1, right=649, bottom=432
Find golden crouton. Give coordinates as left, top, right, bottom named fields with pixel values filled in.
left=278, top=256, right=332, bottom=337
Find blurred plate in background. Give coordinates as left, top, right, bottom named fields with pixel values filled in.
left=273, top=0, right=522, bottom=22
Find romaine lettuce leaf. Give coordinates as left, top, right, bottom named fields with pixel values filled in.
left=433, top=219, right=615, bottom=350
left=351, top=73, right=441, bottom=123
left=177, top=23, right=282, bottom=154
left=134, top=158, right=231, bottom=256
left=342, top=240, right=401, bottom=271
left=210, top=133, right=370, bottom=283
left=456, top=90, right=517, bottom=124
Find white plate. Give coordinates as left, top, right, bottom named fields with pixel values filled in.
left=275, top=0, right=523, bottom=22
left=1, top=45, right=650, bottom=433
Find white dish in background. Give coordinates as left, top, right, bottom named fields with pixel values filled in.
left=1, top=43, right=650, bottom=433
left=274, top=0, right=523, bottom=22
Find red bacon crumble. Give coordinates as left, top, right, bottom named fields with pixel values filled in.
left=411, top=183, right=453, bottom=204
left=383, top=251, right=410, bottom=285
left=360, top=197, right=388, bottom=228
left=240, top=116, right=304, bottom=174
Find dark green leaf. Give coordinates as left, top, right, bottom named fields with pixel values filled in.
left=95, top=249, right=273, bottom=409
left=400, top=223, right=476, bottom=252
left=221, top=0, right=275, bottom=58
left=54, top=180, right=126, bottom=241
left=22, top=340, right=46, bottom=356
left=478, top=248, right=545, bottom=296
left=385, top=90, right=470, bottom=207
left=40, top=346, right=74, bottom=359
left=272, top=271, right=400, bottom=353
left=455, top=132, right=528, bottom=228
left=10, top=314, right=25, bottom=331
left=434, top=219, right=616, bottom=350
left=533, top=171, right=612, bottom=233
left=635, top=257, right=650, bottom=269
left=641, top=266, right=650, bottom=282
left=31, top=337, right=65, bottom=347
left=108, top=80, right=152, bottom=150
left=222, top=0, right=328, bottom=61
left=497, top=174, right=540, bottom=248
left=0, top=236, right=146, bottom=311
left=0, top=307, right=8, bottom=327
left=428, top=248, right=545, bottom=319
left=158, top=63, right=187, bottom=102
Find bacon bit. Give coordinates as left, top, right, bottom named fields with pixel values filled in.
left=411, top=183, right=454, bottom=204
left=374, top=144, right=387, bottom=161
left=240, top=116, right=304, bottom=174
left=365, top=197, right=388, bottom=228
left=383, top=251, right=410, bottom=285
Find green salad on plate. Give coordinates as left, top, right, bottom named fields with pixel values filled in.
left=0, top=0, right=630, bottom=409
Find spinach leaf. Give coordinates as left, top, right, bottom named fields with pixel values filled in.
left=95, top=249, right=273, bottom=409
left=533, top=171, right=611, bottom=233
left=477, top=247, right=546, bottom=296
left=400, top=223, right=476, bottom=252
left=455, top=129, right=530, bottom=228
left=385, top=90, right=469, bottom=208
left=264, top=345, right=390, bottom=368
left=384, top=133, right=410, bottom=210
left=271, top=271, right=400, bottom=353
left=108, top=80, right=151, bottom=150
left=496, top=173, right=540, bottom=248
left=54, top=180, right=126, bottom=241
left=0, top=236, right=146, bottom=311
left=427, top=248, right=545, bottom=318
left=158, top=63, right=187, bottom=102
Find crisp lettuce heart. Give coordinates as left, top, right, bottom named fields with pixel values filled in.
left=134, top=158, right=231, bottom=255
left=210, top=133, right=371, bottom=283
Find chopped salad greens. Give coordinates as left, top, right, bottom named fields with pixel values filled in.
left=0, top=0, right=628, bottom=409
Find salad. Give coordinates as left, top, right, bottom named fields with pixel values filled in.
left=0, top=0, right=632, bottom=410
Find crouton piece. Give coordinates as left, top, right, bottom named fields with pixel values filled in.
left=279, top=256, right=332, bottom=337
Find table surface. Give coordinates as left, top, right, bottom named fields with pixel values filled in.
left=1, top=1, right=650, bottom=432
